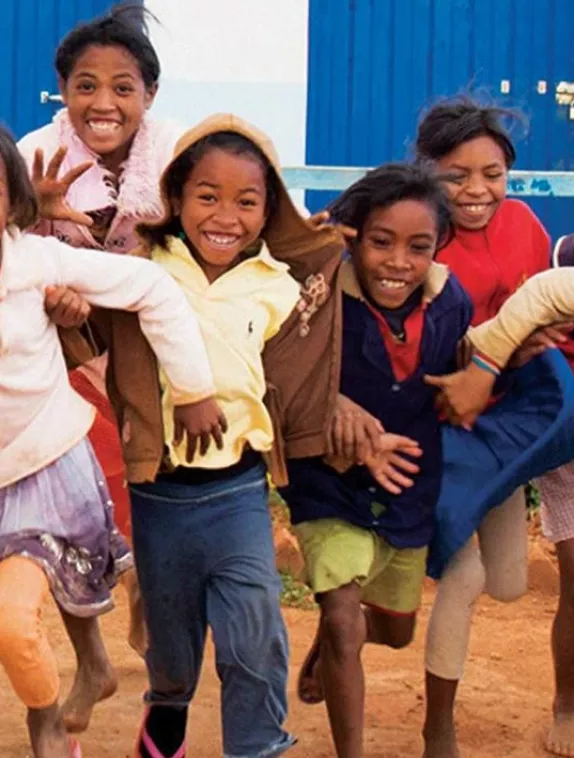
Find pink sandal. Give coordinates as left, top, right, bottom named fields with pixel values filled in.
left=134, top=708, right=186, bottom=758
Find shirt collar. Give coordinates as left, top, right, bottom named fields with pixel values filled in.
left=163, top=235, right=290, bottom=276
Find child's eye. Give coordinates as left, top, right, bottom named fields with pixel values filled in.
left=77, top=82, right=95, bottom=93
left=411, top=244, right=433, bottom=255
left=239, top=198, right=257, bottom=208
left=484, top=172, right=504, bottom=181
left=116, top=85, right=134, bottom=95
left=198, top=193, right=217, bottom=203
left=446, top=174, right=466, bottom=185
left=370, top=236, right=391, bottom=248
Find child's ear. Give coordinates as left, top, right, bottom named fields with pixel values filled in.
left=171, top=198, right=181, bottom=216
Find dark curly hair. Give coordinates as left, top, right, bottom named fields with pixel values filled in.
left=138, top=131, right=280, bottom=247
left=56, top=3, right=160, bottom=90
left=0, top=125, right=38, bottom=230
left=329, top=162, right=453, bottom=249
left=415, top=96, right=520, bottom=168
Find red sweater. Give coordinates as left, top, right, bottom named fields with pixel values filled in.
left=436, top=199, right=550, bottom=327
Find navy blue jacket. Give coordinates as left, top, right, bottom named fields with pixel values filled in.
left=282, top=263, right=473, bottom=549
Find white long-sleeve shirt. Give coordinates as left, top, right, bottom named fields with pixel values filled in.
left=0, top=228, right=215, bottom=487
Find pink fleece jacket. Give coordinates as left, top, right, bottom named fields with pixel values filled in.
left=17, top=109, right=183, bottom=254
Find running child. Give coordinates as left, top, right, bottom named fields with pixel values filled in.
left=94, top=113, right=346, bottom=758
left=18, top=2, right=183, bottom=679
left=281, top=163, right=473, bottom=758
left=0, top=126, right=223, bottom=758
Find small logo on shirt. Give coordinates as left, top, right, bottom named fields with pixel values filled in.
left=248, top=320, right=254, bottom=335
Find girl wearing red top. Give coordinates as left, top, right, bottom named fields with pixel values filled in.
left=417, top=98, right=574, bottom=758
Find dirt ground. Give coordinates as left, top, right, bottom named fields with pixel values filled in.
left=0, top=533, right=562, bottom=758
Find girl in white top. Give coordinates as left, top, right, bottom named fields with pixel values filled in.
left=0, top=126, right=225, bottom=758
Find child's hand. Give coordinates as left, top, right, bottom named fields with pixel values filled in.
left=424, top=361, right=497, bottom=430
left=173, top=398, right=228, bottom=462
left=32, top=147, right=94, bottom=226
left=363, top=434, right=422, bottom=494
left=328, top=393, right=385, bottom=462
left=509, top=323, right=573, bottom=368
left=45, top=286, right=91, bottom=328
left=308, top=210, right=357, bottom=244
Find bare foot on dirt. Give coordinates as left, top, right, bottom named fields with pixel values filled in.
left=122, top=569, right=148, bottom=658
left=61, top=661, right=118, bottom=733
left=297, top=628, right=324, bottom=705
left=546, top=713, right=574, bottom=757
left=422, top=727, right=460, bottom=758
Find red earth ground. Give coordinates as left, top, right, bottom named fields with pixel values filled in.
left=0, top=530, right=562, bottom=758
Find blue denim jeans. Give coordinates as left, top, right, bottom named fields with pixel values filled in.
left=130, top=462, right=294, bottom=758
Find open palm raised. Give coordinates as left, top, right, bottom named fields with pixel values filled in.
left=32, top=147, right=95, bottom=227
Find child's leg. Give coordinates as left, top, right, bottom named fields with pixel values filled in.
left=423, top=539, right=485, bottom=758
left=129, top=480, right=210, bottom=758
left=206, top=472, right=294, bottom=758
left=423, top=489, right=527, bottom=758
left=537, top=464, right=574, bottom=757
left=59, top=612, right=118, bottom=733
left=295, top=521, right=424, bottom=758
left=0, top=556, right=72, bottom=758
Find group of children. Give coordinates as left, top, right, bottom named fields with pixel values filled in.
left=2, top=4, right=574, bottom=758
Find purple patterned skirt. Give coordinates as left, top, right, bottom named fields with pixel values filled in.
left=0, top=438, right=132, bottom=617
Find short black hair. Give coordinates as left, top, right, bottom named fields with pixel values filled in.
left=139, top=131, right=280, bottom=247
left=0, top=126, right=37, bottom=230
left=56, top=3, right=160, bottom=90
left=415, top=96, right=519, bottom=168
left=328, top=162, right=453, bottom=249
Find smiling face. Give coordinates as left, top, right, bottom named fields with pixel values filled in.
left=174, top=146, right=268, bottom=282
left=60, top=44, right=156, bottom=172
left=353, top=199, right=438, bottom=308
left=436, top=135, right=508, bottom=230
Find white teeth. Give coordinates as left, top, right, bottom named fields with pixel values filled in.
left=88, top=121, right=121, bottom=134
left=204, top=233, right=239, bottom=247
left=462, top=204, right=488, bottom=214
left=379, top=279, right=406, bottom=289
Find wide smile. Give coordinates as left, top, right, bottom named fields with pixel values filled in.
left=457, top=202, right=495, bottom=217
left=86, top=120, right=123, bottom=136
left=376, top=278, right=409, bottom=291
left=202, top=232, right=241, bottom=250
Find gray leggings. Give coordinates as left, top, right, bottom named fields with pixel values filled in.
left=425, top=488, right=528, bottom=680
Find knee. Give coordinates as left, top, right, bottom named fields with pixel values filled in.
left=379, top=615, right=415, bottom=650
left=0, top=602, right=39, bottom=662
left=486, top=563, right=527, bottom=603
left=442, top=549, right=486, bottom=607
left=320, top=604, right=364, bottom=660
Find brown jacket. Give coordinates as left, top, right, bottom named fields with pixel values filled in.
left=79, top=114, right=345, bottom=486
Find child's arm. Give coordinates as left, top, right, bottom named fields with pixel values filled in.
left=470, top=268, right=574, bottom=369
left=41, top=238, right=226, bottom=454
left=426, top=268, right=574, bottom=428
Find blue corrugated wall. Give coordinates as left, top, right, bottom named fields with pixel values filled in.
left=306, top=0, right=574, bottom=242
left=0, top=0, right=140, bottom=139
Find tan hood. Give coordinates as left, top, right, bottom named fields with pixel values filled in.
left=150, top=113, right=342, bottom=278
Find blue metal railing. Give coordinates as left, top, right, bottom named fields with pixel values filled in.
left=282, top=166, right=574, bottom=197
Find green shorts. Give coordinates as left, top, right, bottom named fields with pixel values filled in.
left=294, top=518, right=428, bottom=615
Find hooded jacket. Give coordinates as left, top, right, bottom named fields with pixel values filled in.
left=94, top=114, right=345, bottom=485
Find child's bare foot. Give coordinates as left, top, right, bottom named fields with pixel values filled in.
left=61, top=658, right=117, bottom=733
left=546, top=712, right=574, bottom=756
left=297, top=629, right=324, bottom=705
left=122, top=568, right=148, bottom=658
left=422, top=726, right=460, bottom=758
left=28, top=704, right=77, bottom=758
